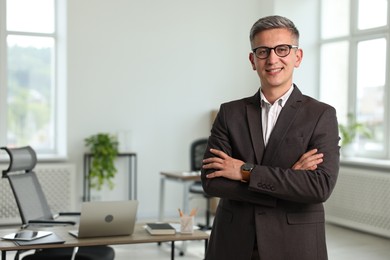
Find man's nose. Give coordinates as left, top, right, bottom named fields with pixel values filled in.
left=267, top=49, right=279, bottom=62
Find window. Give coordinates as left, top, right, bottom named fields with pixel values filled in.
left=0, top=0, right=66, bottom=158
left=320, top=0, right=389, bottom=159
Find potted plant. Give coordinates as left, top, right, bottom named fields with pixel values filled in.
left=84, top=133, right=119, bottom=190
left=338, top=114, right=372, bottom=157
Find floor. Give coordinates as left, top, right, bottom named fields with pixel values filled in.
left=111, top=223, right=390, bottom=260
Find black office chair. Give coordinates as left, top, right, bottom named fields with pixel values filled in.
left=188, top=138, right=214, bottom=230
left=1, top=146, right=115, bottom=260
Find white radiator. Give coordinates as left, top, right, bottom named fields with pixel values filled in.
left=0, top=163, right=77, bottom=225
left=325, top=166, right=390, bottom=238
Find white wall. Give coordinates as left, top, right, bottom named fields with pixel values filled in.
left=65, top=0, right=319, bottom=218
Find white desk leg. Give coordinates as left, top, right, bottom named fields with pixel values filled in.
left=158, top=177, right=165, bottom=221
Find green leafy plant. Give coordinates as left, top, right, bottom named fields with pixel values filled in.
left=338, top=114, right=372, bottom=147
left=85, top=133, right=119, bottom=190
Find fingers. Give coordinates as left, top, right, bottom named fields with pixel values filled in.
left=209, top=148, right=228, bottom=159
left=203, top=157, right=224, bottom=165
left=202, top=149, right=229, bottom=170
left=203, top=148, right=243, bottom=181
left=203, top=155, right=225, bottom=171
left=205, top=171, right=222, bottom=179
left=202, top=150, right=225, bottom=175
left=292, top=149, right=324, bottom=170
left=301, top=158, right=323, bottom=170
left=203, top=161, right=223, bottom=170
left=299, top=149, right=318, bottom=160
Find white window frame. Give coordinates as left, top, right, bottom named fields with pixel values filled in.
left=320, top=0, right=390, bottom=160
left=0, top=0, right=67, bottom=160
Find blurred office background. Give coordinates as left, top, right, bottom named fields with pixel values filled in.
left=1, top=1, right=390, bottom=256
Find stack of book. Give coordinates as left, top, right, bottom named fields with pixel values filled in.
left=145, top=223, right=176, bottom=235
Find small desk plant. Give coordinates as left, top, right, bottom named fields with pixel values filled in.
left=85, top=133, right=119, bottom=190
left=338, top=114, right=372, bottom=157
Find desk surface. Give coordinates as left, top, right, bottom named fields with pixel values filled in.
left=0, top=223, right=209, bottom=251
left=160, top=171, right=201, bottom=181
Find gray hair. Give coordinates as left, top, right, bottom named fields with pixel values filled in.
left=249, top=15, right=300, bottom=48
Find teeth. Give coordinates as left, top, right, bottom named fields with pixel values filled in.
left=267, top=68, right=282, bottom=73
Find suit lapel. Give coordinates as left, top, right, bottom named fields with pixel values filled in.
left=246, top=91, right=265, bottom=164
left=262, top=86, right=303, bottom=164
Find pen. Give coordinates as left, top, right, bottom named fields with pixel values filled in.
left=178, top=208, right=183, bottom=217
left=189, top=208, right=198, bottom=217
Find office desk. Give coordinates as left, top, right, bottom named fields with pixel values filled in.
left=158, top=171, right=201, bottom=221
left=0, top=223, right=208, bottom=260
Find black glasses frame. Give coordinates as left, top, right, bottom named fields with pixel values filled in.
left=252, top=44, right=299, bottom=59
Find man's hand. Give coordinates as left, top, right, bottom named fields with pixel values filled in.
left=202, top=149, right=244, bottom=181
left=292, top=149, right=323, bottom=170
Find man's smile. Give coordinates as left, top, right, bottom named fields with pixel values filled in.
left=265, top=67, right=283, bottom=73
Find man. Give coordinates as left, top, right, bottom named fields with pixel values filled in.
left=201, top=15, right=340, bottom=260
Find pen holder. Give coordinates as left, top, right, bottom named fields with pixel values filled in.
left=180, top=215, right=194, bottom=234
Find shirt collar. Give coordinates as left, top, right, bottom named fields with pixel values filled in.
left=260, top=85, right=294, bottom=107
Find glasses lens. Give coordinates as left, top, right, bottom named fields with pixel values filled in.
left=255, top=48, right=269, bottom=59
left=275, top=45, right=291, bottom=57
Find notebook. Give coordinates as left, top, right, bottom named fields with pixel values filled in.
left=69, top=200, right=138, bottom=238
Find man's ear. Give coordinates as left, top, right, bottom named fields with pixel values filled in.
left=249, top=52, right=256, bottom=70
left=294, top=48, right=303, bottom=68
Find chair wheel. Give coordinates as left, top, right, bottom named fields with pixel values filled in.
left=179, top=251, right=185, bottom=256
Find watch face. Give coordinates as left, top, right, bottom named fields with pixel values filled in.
left=242, top=163, right=254, bottom=171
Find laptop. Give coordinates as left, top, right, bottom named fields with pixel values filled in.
left=69, top=200, right=138, bottom=238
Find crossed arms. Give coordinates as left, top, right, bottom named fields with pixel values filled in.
left=203, top=148, right=323, bottom=182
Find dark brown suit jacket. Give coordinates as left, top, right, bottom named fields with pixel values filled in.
left=201, top=86, right=340, bottom=260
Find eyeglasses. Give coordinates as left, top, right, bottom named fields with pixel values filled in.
left=252, top=44, right=299, bottom=59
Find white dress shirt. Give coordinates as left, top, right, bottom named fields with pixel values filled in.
left=260, top=86, right=294, bottom=146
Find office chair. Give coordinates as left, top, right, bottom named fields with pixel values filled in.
left=1, top=146, right=115, bottom=260
left=188, top=138, right=214, bottom=230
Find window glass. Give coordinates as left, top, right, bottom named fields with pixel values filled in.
left=320, top=41, right=349, bottom=123
left=358, top=0, right=387, bottom=30
left=321, top=0, right=350, bottom=39
left=6, top=0, right=55, bottom=33
left=320, top=0, right=389, bottom=159
left=356, top=38, right=386, bottom=154
left=7, top=35, right=55, bottom=151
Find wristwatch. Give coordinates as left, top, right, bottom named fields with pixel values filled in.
left=240, top=163, right=254, bottom=182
